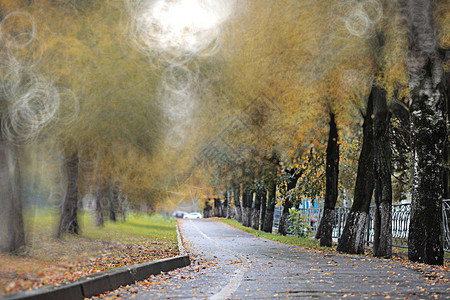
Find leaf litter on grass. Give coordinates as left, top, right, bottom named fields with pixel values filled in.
left=0, top=236, right=178, bottom=295
left=0, top=212, right=178, bottom=296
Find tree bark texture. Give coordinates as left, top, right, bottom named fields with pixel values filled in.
left=242, top=188, right=252, bottom=227
left=317, top=112, right=339, bottom=247
left=260, top=189, right=267, bottom=231
left=58, top=149, right=80, bottom=237
left=278, top=169, right=302, bottom=235
left=251, top=191, right=262, bottom=230
left=406, top=0, right=446, bottom=265
left=337, top=90, right=375, bottom=254
left=214, top=198, right=222, bottom=217
left=0, top=141, right=25, bottom=253
left=241, top=188, right=249, bottom=226
left=443, top=69, right=449, bottom=199
left=246, top=191, right=253, bottom=225
left=373, top=86, right=393, bottom=258
left=224, top=190, right=230, bottom=219
left=233, top=186, right=242, bottom=222
left=109, top=185, right=118, bottom=222
left=262, top=180, right=276, bottom=233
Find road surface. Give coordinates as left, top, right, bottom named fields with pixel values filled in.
left=93, top=218, right=450, bottom=299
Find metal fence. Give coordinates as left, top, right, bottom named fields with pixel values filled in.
left=443, top=199, right=450, bottom=252
left=286, top=199, right=450, bottom=252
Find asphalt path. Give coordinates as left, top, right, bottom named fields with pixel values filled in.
left=94, top=218, right=450, bottom=299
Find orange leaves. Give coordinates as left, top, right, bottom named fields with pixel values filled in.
left=0, top=235, right=177, bottom=296
left=141, top=281, right=158, bottom=286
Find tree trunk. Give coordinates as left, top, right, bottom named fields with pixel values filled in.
left=224, top=190, right=229, bottom=218
left=337, top=89, right=375, bottom=254
left=220, top=198, right=225, bottom=217
left=58, top=149, right=80, bottom=237
left=241, top=188, right=248, bottom=226
left=278, top=201, right=292, bottom=236
left=241, top=186, right=252, bottom=227
left=0, top=141, right=25, bottom=253
left=372, top=86, right=393, bottom=258
left=278, top=170, right=302, bottom=236
left=109, top=185, right=117, bottom=222
left=94, top=192, right=104, bottom=227
left=260, top=188, right=267, bottom=231
left=246, top=191, right=253, bottom=226
left=214, top=198, right=221, bottom=217
left=443, top=69, right=449, bottom=199
left=316, top=111, right=339, bottom=247
left=251, top=191, right=262, bottom=230
left=262, top=180, right=276, bottom=233
left=95, top=182, right=108, bottom=226
left=203, top=199, right=212, bottom=218
left=233, top=186, right=242, bottom=222
left=406, top=0, right=446, bottom=265
left=227, top=188, right=233, bottom=218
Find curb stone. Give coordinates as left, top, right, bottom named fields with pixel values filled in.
left=2, top=218, right=191, bottom=299
left=2, top=255, right=190, bottom=300
left=176, top=219, right=187, bottom=255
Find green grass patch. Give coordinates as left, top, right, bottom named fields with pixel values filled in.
left=1, top=207, right=179, bottom=295
left=22, top=207, right=179, bottom=264
left=219, top=218, right=450, bottom=263
left=218, top=218, right=321, bottom=249
left=25, top=207, right=177, bottom=244
left=79, top=212, right=177, bottom=243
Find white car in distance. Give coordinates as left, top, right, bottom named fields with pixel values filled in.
left=183, top=212, right=203, bottom=219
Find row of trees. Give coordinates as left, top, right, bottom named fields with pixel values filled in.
left=0, top=0, right=196, bottom=253
left=0, top=0, right=448, bottom=268
left=192, top=0, right=449, bottom=266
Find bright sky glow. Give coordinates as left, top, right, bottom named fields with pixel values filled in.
left=135, top=0, right=234, bottom=56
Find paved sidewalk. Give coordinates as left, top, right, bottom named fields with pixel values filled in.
left=94, top=219, right=450, bottom=299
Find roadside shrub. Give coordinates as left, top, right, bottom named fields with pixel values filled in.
left=288, top=208, right=311, bottom=238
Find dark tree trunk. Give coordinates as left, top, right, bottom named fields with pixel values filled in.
left=109, top=199, right=117, bottom=222
left=260, top=189, right=267, bottom=231
left=262, top=180, right=276, bottom=233
left=278, top=170, right=302, bottom=236
left=251, top=191, right=262, bottom=230
left=58, top=149, right=80, bottom=237
left=214, top=198, right=222, bottom=217
left=241, top=188, right=248, bottom=226
left=406, top=0, right=446, bottom=265
left=372, top=86, right=393, bottom=258
left=278, top=201, right=292, bottom=236
left=224, top=190, right=230, bottom=218
left=246, top=191, right=253, bottom=226
left=337, top=89, right=375, bottom=254
left=242, top=187, right=252, bottom=227
left=203, top=199, right=212, bottom=218
left=316, top=112, right=339, bottom=247
left=443, top=69, right=449, bottom=199
left=0, top=142, right=25, bottom=253
left=233, top=186, right=242, bottom=222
